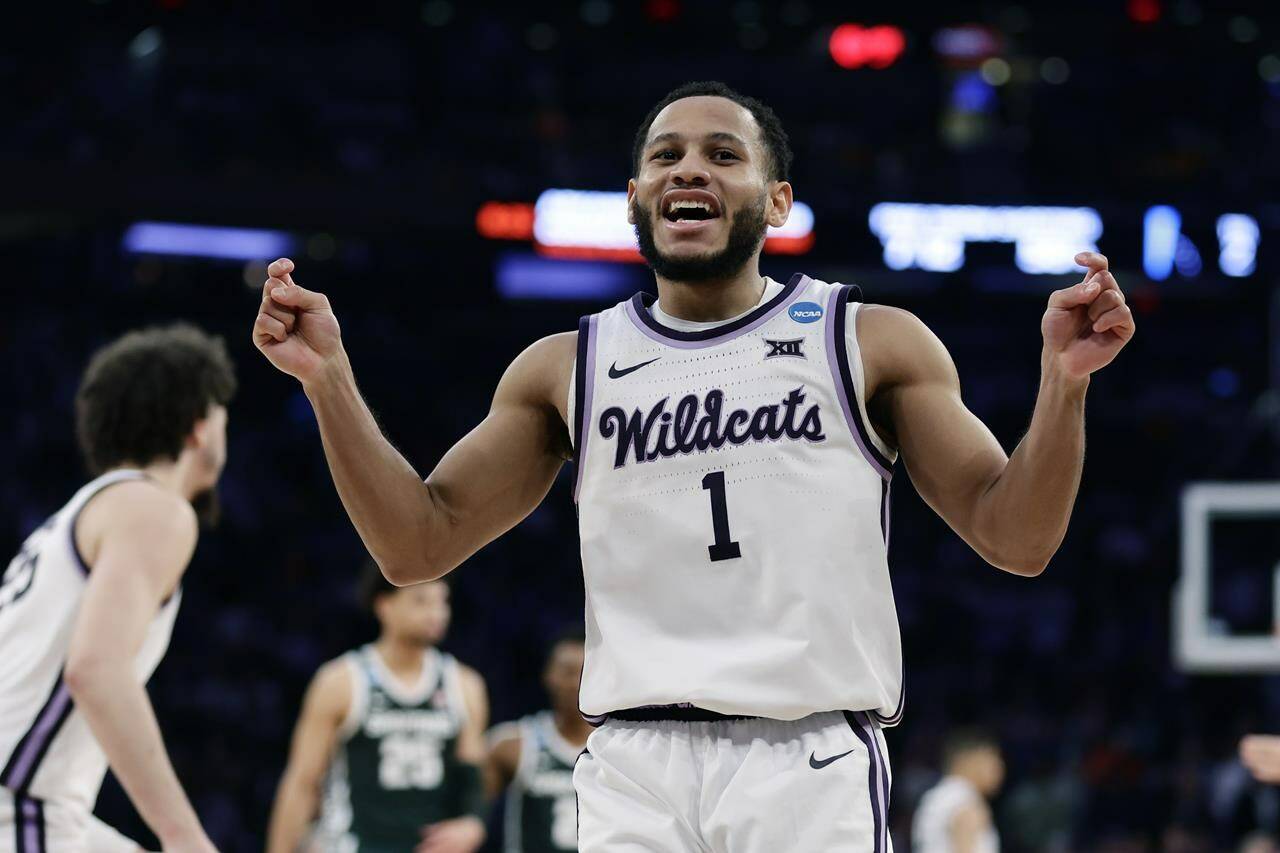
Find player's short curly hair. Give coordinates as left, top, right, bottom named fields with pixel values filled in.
left=631, top=80, right=793, bottom=183
left=75, top=324, right=236, bottom=475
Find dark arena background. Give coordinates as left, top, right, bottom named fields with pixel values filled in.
left=5, top=1, right=1280, bottom=849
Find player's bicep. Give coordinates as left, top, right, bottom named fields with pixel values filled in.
left=282, top=662, right=351, bottom=788
left=67, top=488, right=196, bottom=677
left=867, top=309, right=1007, bottom=547
left=421, top=333, right=574, bottom=569
left=947, top=802, right=988, bottom=853
left=455, top=667, right=489, bottom=766
left=483, top=730, right=521, bottom=797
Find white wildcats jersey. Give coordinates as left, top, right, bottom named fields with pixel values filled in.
left=0, top=470, right=182, bottom=808
left=912, top=775, right=999, bottom=853
left=570, top=274, right=904, bottom=722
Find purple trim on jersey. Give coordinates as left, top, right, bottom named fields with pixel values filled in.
left=879, top=480, right=891, bottom=548
left=623, top=273, right=808, bottom=349
left=15, top=796, right=44, bottom=853
left=68, top=471, right=149, bottom=577
left=846, top=712, right=885, bottom=853
left=824, top=285, right=893, bottom=481
left=1, top=678, right=73, bottom=793
left=573, top=314, right=599, bottom=503
left=870, top=663, right=906, bottom=727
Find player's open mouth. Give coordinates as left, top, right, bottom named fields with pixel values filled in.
left=661, top=189, right=722, bottom=230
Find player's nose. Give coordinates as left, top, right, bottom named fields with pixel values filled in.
left=670, top=159, right=711, bottom=186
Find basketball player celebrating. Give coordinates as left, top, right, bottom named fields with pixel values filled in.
left=0, top=325, right=234, bottom=853
left=253, top=81, right=1135, bottom=851
left=484, top=631, right=589, bottom=853
left=267, top=563, right=488, bottom=853
left=912, top=731, right=1005, bottom=852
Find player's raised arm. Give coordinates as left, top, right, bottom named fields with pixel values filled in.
left=862, top=252, right=1135, bottom=576
left=64, top=482, right=215, bottom=853
left=254, top=259, right=575, bottom=584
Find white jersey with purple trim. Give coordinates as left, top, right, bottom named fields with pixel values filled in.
left=569, top=274, right=903, bottom=722
left=0, top=470, right=182, bottom=811
left=911, top=775, right=999, bottom=853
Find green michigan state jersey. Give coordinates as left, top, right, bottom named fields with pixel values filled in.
left=501, top=712, right=581, bottom=853
left=315, top=645, right=471, bottom=853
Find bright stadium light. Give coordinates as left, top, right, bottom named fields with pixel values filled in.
left=867, top=203, right=1102, bottom=274
left=529, top=189, right=815, bottom=260
left=122, top=222, right=294, bottom=261
left=1142, top=205, right=1180, bottom=281
left=1217, top=213, right=1260, bottom=277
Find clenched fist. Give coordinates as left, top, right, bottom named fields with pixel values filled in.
left=1041, top=252, right=1136, bottom=381
left=253, top=258, right=344, bottom=387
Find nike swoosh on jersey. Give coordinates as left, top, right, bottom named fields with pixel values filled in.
left=608, top=357, right=661, bottom=379
left=808, top=748, right=855, bottom=770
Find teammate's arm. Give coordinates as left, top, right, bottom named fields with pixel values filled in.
left=417, top=666, right=489, bottom=853
left=63, top=482, right=214, bottom=853
left=265, top=660, right=352, bottom=853
left=947, top=802, right=990, bottom=853
left=253, top=259, right=574, bottom=585
left=483, top=727, right=521, bottom=798
left=862, top=253, right=1135, bottom=575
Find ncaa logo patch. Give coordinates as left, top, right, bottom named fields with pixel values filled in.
left=788, top=302, right=824, bottom=324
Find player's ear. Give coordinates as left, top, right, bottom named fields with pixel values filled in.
left=626, top=179, right=638, bottom=225
left=185, top=405, right=214, bottom=450
left=766, top=180, right=793, bottom=229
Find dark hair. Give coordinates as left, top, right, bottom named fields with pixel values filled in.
left=358, top=559, right=398, bottom=613
left=547, top=626, right=585, bottom=660
left=357, top=559, right=448, bottom=613
left=943, top=728, right=999, bottom=767
left=632, top=81, right=793, bottom=183
left=75, top=323, right=236, bottom=475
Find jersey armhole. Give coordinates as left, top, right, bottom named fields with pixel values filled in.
left=846, top=302, right=898, bottom=464
left=68, top=471, right=150, bottom=577
left=336, top=655, right=366, bottom=740
left=571, top=315, right=599, bottom=503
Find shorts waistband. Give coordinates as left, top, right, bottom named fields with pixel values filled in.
left=606, top=706, right=758, bottom=723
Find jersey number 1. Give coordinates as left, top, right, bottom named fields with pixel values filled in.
left=701, top=471, right=742, bottom=562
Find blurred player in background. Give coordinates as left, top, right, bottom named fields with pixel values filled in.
left=484, top=630, right=588, bottom=853
left=911, top=730, right=1004, bottom=853
left=267, top=562, right=488, bottom=853
left=0, top=325, right=235, bottom=853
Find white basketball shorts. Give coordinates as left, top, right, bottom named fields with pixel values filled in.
left=574, top=709, right=893, bottom=853
left=0, top=788, right=140, bottom=853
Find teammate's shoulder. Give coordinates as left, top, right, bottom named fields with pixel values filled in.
left=80, top=478, right=198, bottom=546
left=454, top=661, right=488, bottom=693
left=486, top=718, right=523, bottom=748
left=307, top=655, right=357, bottom=707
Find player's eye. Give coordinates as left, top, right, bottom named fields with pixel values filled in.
left=712, top=149, right=740, bottom=161
left=651, top=149, right=679, bottom=161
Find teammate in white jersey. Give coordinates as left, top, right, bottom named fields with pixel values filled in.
left=252, top=80, right=1136, bottom=852
left=0, top=325, right=234, bottom=853
left=912, top=731, right=1004, bottom=853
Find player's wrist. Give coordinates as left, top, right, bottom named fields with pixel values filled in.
left=301, top=349, right=354, bottom=399
left=1040, top=349, right=1091, bottom=398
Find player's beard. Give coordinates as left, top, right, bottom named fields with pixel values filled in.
left=633, top=193, right=768, bottom=283
left=191, top=488, right=221, bottom=529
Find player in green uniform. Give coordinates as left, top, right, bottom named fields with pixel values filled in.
left=485, top=632, right=589, bottom=853
left=268, top=563, right=489, bottom=853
